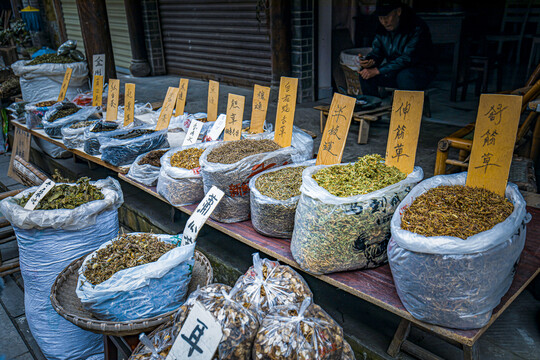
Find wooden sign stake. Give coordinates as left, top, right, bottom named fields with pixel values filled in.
left=224, top=94, right=245, bottom=141
left=57, top=67, right=73, bottom=102
left=155, top=87, right=180, bottom=131
left=207, top=80, right=219, bottom=122
left=274, top=77, right=298, bottom=148
left=175, top=78, right=189, bottom=116
left=7, top=127, right=32, bottom=182
left=92, top=75, right=104, bottom=107
left=123, top=83, right=136, bottom=126
left=106, top=79, right=120, bottom=121
left=250, top=84, right=270, bottom=134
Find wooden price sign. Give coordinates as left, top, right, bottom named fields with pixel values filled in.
left=92, top=75, right=104, bottom=107
left=316, top=93, right=356, bottom=165
left=57, top=67, right=72, bottom=102
left=156, top=87, right=180, bottom=130
left=207, top=80, right=219, bottom=122
left=176, top=78, right=189, bottom=116
left=92, top=54, right=105, bottom=77
left=7, top=127, right=31, bottom=181
left=106, top=79, right=120, bottom=121
left=466, top=94, right=522, bottom=195
left=223, top=94, right=245, bottom=141
left=385, top=90, right=424, bottom=174
left=123, top=83, right=136, bottom=126
left=274, top=77, right=298, bottom=147
left=250, top=84, right=270, bottom=134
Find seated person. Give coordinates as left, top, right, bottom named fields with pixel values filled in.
left=359, top=0, right=436, bottom=96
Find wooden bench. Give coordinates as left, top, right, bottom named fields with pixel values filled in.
left=314, top=104, right=391, bottom=144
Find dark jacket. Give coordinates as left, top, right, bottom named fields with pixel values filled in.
left=366, top=7, right=435, bottom=75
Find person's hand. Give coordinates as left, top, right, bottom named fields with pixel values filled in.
left=358, top=54, right=375, bottom=69
left=359, top=67, right=380, bottom=80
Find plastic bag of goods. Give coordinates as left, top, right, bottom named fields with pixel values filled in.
left=83, top=120, right=120, bottom=155
left=178, top=112, right=212, bottom=133
left=24, top=99, right=56, bottom=129
left=231, top=253, right=313, bottom=320
left=249, top=160, right=314, bottom=238
left=42, top=101, right=99, bottom=138
left=291, top=154, right=423, bottom=275
left=0, top=177, right=123, bottom=359
left=61, top=119, right=99, bottom=149
left=11, top=59, right=89, bottom=102
left=126, top=149, right=169, bottom=186
left=99, top=127, right=168, bottom=167
left=34, top=137, right=71, bottom=159
left=201, top=119, right=273, bottom=142
left=388, top=172, right=529, bottom=329
left=200, top=130, right=313, bottom=223
left=76, top=232, right=195, bottom=321
left=252, top=298, right=345, bottom=360
left=156, top=143, right=214, bottom=206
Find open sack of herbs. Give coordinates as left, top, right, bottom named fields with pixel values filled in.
left=125, top=149, right=169, bottom=187
left=61, top=119, right=99, bottom=149
left=290, top=154, right=424, bottom=275
left=42, top=100, right=100, bottom=139
left=83, top=120, right=120, bottom=155
left=388, top=172, right=529, bottom=329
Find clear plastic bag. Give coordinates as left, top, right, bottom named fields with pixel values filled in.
left=290, top=165, right=423, bottom=275
left=156, top=143, right=213, bottom=206
left=76, top=233, right=195, bottom=321
left=83, top=121, right=121, bottom=155
left=249, top=160, right=314, bottom=238
left=24, top=100, right=56, bottom=129
left=388, top=172, right=529, bottom=329
left=126, top=149, right=169, bottom=187
left=61, top=119, right=99, bottom=149
left=252, top=298, right=344, bottom=360
left=231, top=253, right=313, bottom=319
left=43, top=102, right=99, bottom=138
left=341, top=340, right=356, bottom=360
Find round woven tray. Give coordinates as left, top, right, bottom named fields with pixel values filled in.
left=50, top=250, right=213, bottom=336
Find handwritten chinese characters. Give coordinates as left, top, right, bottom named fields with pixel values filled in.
left=7, top=127, right=31, bottom=181
left=57, top=67, right=72, bottom=102
left=182, top=186, right=224, bottom=245
left=316, top=93, right=356, bottom=165
left=155, top=87, right=180, bottom=130
left=385, top=90, right=424, bottom=174
left=224, top=94, right=245, bottom=141
left=24, top=179, right=56, bottom=210
left=92, top=54, right=105, bottom=77
left=274, top=77, right=298, bottom=147
left=250, top=84, right=270, bottom=134
left=106, top=79, right=120, bottom=121
left=176, top=78, right=189, bottom=116
left=466, top=94, right=522, bottom=195
left=92, top=75, right=103, bottom=107
left=207, top=80, right=219, bottom=122
left=183, top=120, right=204, bottom=146
left=124, top=83, right=136, bottom=126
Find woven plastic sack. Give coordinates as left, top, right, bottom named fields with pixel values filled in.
left=83, top=121, right=120, bottom=155
left=249, top=160, right=315, bottom=238
left=200, top=130, right=313, bottom=223
left=157, top=143, right=213, bottom=206
left=42, top=102, right=99, bottom=138
left=252, top=298, right=344, bottom=360
left=126, top=149, right=169, bottom=187
left=388, top=172, right=529, bottom=329
left=76, top=233, right=195, bottom=321
left=61, top=119, right=99, bottom=149
left=24, top=100, right=56, bottom=129
left=232, top=253, right=312, bottom=320
left=291, top=165, right=423, bottom=275
left=0, top=177, right=123, bottom=359
left=99, top=127, right=168, bottom=167
left=11, top=60, right=89, bottom=102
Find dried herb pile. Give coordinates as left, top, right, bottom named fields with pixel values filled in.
left=17, top=177, right=104, bottom=210
left=46, top=104, right=80, bottom=123
left=207, top=139, right=280, bottom=164
left=401, top=185, right=514, bottom=239
left=69, top=120, right=96, bottom=129
left=170, top=148, right=205, bottom=169
left=112, top=129, right=154, bottom=140
left=256, top=166, right=306, bottom=200
left=0, top=75, right=20, bottom=98
left=26, top=54, right=75, bottom=65
left=35, top=100, right=56, bottom=107
left=313, top=154, right=406, bottom=197
left=90, top=121, right=119, bottom=133
left=83, top=233, right=176, bottom=285
left=138, top=149, right=168, bottom=167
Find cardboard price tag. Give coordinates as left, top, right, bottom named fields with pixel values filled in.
left=250, top=84, right=270, bottom=134
left=274, top=77, right=298, bottom=147
left=23, top=179, right=56, bottom=210
left=183, top=120, right=204, bottom=146
left=207, top=80, right=220, bottom=122
left=165, top=301, right=223, bottom=360
left=92, top=75, right=104, bottom=107
left=466, top=94, right=522, bottom=195
left=182, top=186, right=224, bottom=244
left=7, top=127, right=32, bottom=181
left=385, top=90, right=424, bottom=174
left=224, top=94, right=245, bottom=141
left=156, top=87, right=180, bottom=131
left=316, top=93, right=356, bottom=165
left=205, top=114, right=226, bottom=141
left=57, top=67, right=73, bottom=102
left=93, top=54, right=105, bottom=77
left=123, top=83, right=136, bottom=126
left=106, top=79, right=120, bottom=121
left=176, top=78, right=189, bottom=116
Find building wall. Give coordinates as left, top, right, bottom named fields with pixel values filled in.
left=291, top=0, right=315, bottom=102
left=141, top=0, right=166, bottom=76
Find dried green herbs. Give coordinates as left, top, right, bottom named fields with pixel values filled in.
left=83, top=233, right=176, bottom=285
left=112, top=129, right=154, bottom=140
left=90, top=121, right=119, bottom=133
left=256, top=166, right=306, bottom=200
left=170, top=148, right=205, bottom=169
left=401, top=185, right=514, bottom=239
left=69, top=120, right=96, bottom=129
left=206, top=139, right=280, bottom=164
left=46, top=106, right=80, bottom=123
left=17, top=177, right=104, bottom=210
left=26, top=54, right=75, bottom=65
left=138, top=149, right=168, bottom=167
left=313, top=154, right=406, bottom=197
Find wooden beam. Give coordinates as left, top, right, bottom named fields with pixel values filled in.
left=52, top=0, right=67, bottom=43
left=269, top=0, right=291, bottom=86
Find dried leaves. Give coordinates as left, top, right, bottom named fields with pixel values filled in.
left=138, top=149, right=168, bottom=167
left=313, top=154, right=406, bottom=197
left=207, top=139, right=281, bottom=164
left=69, top=120, right=96, bottom=129
left=112, top=129, right=154, bottom=140
left=170, top=148, right=205, bottom=169
left=26, top=53, right=75, bottom=65
left=255, top=166, right=306, bottom=201
left=401, top=185, right=514, bottom=239
left=83, top=233, right=176, bottom=285
left=46, top=105, right=80, bottom=123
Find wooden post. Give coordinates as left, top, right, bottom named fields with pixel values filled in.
left=52, top=0, right=68, bottom=43
left=269, top=0, right=291, bottom=86
left=124, top=0, right=151, bottom=77
left=75, top=0, right=116, bottom=81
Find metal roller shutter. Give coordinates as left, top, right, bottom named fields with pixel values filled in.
left=158, top=0, right=272, bottom=87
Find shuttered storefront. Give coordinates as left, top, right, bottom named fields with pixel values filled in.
left=60, top=0, right=132, bottom=70
left=158, top=0, right=272, bottom=87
